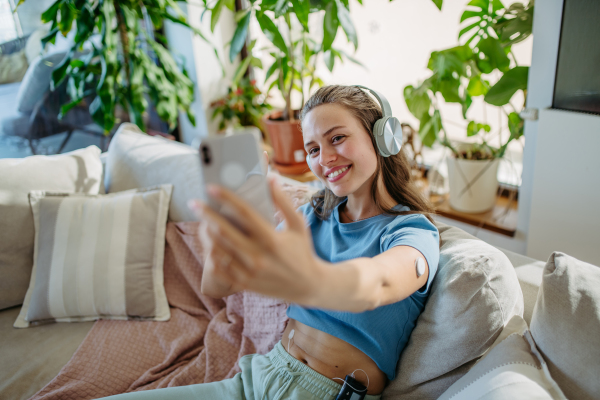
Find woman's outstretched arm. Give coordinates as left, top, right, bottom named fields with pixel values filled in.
left=192, top=179, right=429, bottom=312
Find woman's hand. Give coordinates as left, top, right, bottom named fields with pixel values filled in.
left=191, top=178, right=328, bottom=305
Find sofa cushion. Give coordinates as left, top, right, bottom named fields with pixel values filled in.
left=383, top=221, right=524, bottom=399
left=0, top=145, right=103, bottom=310
left=14, top=185, right=173, bottom=328
left=105, top=123, right=205, bottom=222
left=438, top=315, right=566, bottom=400
left=0, top=50, right=28, bottom=84
left=0, top=306, right=94, bottom=400
left=530, top=252, right=600, bottom=400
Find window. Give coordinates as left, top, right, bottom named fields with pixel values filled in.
left=0, top=0, right=20, bottom=44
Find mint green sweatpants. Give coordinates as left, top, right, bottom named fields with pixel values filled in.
left=102, top=341, right=382, bottom=400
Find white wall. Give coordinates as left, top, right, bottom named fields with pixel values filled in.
left=526, top=109, right=600, bottom=265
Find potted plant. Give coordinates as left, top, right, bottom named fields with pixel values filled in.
left=209, top=75, right=272, bottom=136
left=203, top=0, right=365, bottom=172
left=404, top=0, right=533, bottom=213
left=32, top=0, right=218, bottom=134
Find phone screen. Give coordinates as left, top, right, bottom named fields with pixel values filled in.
left=199, top=133, right=275, bottom=230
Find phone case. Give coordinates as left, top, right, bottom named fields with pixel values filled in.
left=199, top=133, right=275, bottom=227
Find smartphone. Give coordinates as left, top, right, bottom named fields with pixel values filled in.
left=198, top=133, right=275, bottom=230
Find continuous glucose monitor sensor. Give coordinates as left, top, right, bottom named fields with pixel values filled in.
left=415, top=257, right=425, bottom=278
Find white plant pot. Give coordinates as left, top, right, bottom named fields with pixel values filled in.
left=446, top=157, right=500, bottom=213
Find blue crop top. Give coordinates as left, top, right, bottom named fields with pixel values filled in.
left=285, top=199, right=440, bottom=381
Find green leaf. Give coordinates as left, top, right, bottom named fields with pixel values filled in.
left=224, top=0, right=236, bottom=12
left=256, top=12, right=288, bottom=57
left=229, top=10, right=251, bottom=63
left=211, top=0, right=225, bottom=33
left=41, top=27, right=59, bottom=47
left=338, top=49, right=365, bottom=68
left=404, top=84, right=431, bottom=119
left=233, top=56, right=252, bottom=85
left=291, top=0, right=310, bottom=30
left=250, top=57, right=263, bottom=68
left=324, top=49, right=335, bottom=71
left=467, top=76, right=489, bottom=96
left=418, top=111, right=440, bottom=148
left=507, top=111, right=523, bottom=139
left=427, top=46, right=472, bottom=77
left=58, top=3, right=75, bottom=35
left=274, top=0, right=289, bottom=18
left=335, top=0, right=357, bottom=49
left=460, top=10, right=484, bottom=23
left=265, top=59, right=279, bottom=82
left=462, top=94, right=473, bottom=118
left=431, top=0, right=443, bottom=10
left=41, top=0, right=60, bottom=23
left=439, top=78, right=461, bottom=103
left=477, top=37, right=510, bottom=72
left=322, top=2, right=339, bottom=52
left=467, top=120, right=478, bottom=137
left=51, top=51, right=74, bottom=90
left=484, top=66, right=528, bottom=106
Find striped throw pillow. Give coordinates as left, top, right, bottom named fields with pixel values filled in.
left=14, top=185, right=173, bottom=328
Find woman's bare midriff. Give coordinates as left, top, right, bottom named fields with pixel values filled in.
left=282, top=319, right=387, bottom=395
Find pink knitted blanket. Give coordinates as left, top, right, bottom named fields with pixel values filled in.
left=31, top=222, right=289, bottom=399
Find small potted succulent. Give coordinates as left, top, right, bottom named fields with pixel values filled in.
left=404, top=0, right=533, bottom=213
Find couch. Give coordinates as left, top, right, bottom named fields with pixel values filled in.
left=0, top=123, right=598, bottom=400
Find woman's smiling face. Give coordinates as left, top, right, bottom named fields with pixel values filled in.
left=302, top=103, right=379, bottom=198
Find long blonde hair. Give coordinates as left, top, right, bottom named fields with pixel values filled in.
left=300, top=85, right=435, bottom=222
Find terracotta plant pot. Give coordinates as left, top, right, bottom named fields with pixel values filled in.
left=262, top=110, right=308, bottom=174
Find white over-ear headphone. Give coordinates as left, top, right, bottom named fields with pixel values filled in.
left=306, top=85, right=403, bottom=173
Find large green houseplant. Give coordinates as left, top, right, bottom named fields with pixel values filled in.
left=205, top=0, right=445, bottom=170
left=29, top=0, right=213, bottom=134
left=404, top=0, right=533, bottom=212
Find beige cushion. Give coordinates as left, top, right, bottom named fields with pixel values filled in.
left=0, top=50, right=28, bottom=84
left=530, top=252, right=600, bottom=400
left=439, top=315, right=566, bottom=400
left=0, top=306, right=93, bottom=400
left=384, top=222, right=524, bottom=399
left=105, top=123, right=205, bottom=222
left=499, top=248, right=545, bottom=325
left=0, top=146, right=103, bottom=310
left=14, top=185, right=172, bottom=328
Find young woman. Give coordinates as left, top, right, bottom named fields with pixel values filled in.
left=104, top=85, right=439, bottom=400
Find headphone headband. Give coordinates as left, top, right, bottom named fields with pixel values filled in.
left=354, top=85, right=393, bottom=118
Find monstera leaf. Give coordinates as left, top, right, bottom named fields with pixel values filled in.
left=459, top=0, right=505, bottom=46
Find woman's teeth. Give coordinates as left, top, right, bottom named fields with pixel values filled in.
left=328, top=166, right=349, bottom=179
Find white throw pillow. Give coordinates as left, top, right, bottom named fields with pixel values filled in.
left=0, top=146, right=103, bottom=310
left=438, top=315, right=566, bottom=400
left=14, top=185, right=172, bottom=328
left=105, top=123, right=205, bottom=222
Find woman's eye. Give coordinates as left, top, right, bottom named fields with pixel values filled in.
left=309, top=148, right=319, bottom=155
left=332, top=135, right=344, bottom=143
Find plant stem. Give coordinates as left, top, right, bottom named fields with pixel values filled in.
left=114, top=1, right=130, bottom=86
left=285, top=13, right=295, bottom=121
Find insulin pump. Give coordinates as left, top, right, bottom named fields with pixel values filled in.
left=335, top=374, right=367, bottom=400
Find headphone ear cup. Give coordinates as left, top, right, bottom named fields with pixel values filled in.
left=373, top=117, right=390, bottom=157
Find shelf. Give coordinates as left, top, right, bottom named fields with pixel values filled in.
left=274, top=168, right=519, bottom=237
left=429, top=191, right=518, bottom=237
